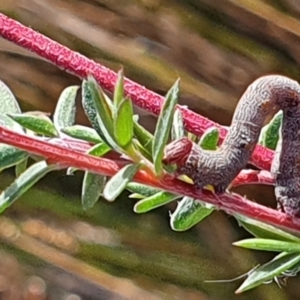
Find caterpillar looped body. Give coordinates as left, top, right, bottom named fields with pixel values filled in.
left=163, top=75, right=300, bottom=218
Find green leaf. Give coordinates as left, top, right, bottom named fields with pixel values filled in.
left=87, top=76, right=114, bottom=136
left=134, top=191, right=180, bottom=213
left=0, top=161, right=59, bottom=213
left=114, top=98, right=133, bottom=148
left=199, top=127, right=219, bottom=150
left=82, top=78, right=117, bottom=149
left=0, top=114, right=23, bottom=133
left=133, top=120, right=154, bottom=157
left=8, top=114, right=58, bottom=137
left=61, top=125, right=102, bottom=144
left=81, top=172, right=106, bottom=211
left=53, top=85, right=79, bottom=131
left=15, top=158, right=28, bottom=177
left=235, top=214, right=300, bottom=242
left=233, top=238, right=300, bottom=252
left=170, top=197, right=214, bottom=231
left=132, top=139, right=152, bottom=162
left=236, top=252, right=300, bottom=293
left=0, top=145, right=29, bottom=171
left=0, top=115, right=27, bottom=171
left=258, top=111, right=282, bottom=150
left=103, top=163, right=140, bottom=201
left=152, top=79, right=180, bottom=176
left=127, top=182, right=162, bottom=197
left=0, top=80, right=21, bottom=114
left=0, top=113, right=28, bottom=171
left=171, top=109, right=185, bottom=140
left=82, top=80, right=105, bottom=139
left=113, top=69, right=124, bottom=108
left=88, top=142, right=111, bottom=157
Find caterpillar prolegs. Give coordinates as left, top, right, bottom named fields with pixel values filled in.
left=163, top=75, right=300, bottom=218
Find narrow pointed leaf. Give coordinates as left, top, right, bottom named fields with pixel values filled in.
left=132, top=140, right=152, bottom=162
left=0, top=80, right=21, bottom=114
left=114, top=98, right=133, bottom=148
left=61, top=125, right=102, bottom=143
left=88, top=142, right=111, bottom=157
left=53, top=86, right=79, bottom=131
left=235, top=214, right=300, bottom=242
left=134, top=191, right=180, bottom=213
left=82, top=78, right=118, bottom=149
left=233, top=238, right=300, bottom=252
left=0, top=161, right=59, bottom=213
left=0, top=145, right=28, bottom=171
left=170, top=197, right=214, bottom=231
left=87, top=76, right=114, bottom=136
left=259, top=110, right=282, bottom=150
left=171, top=109, right=185, bottom=140
left=133, top=120, right=154, bottom=156
left=0, top=115, right=27, bottom=171
left=15, top=158, right=28, bottom=177
left=82, top=171, right=106, bottom=211
left=0, top=114, right=23, bottom=133
left=8, top=114, right=58, bottom=137
left=103, top=163, right=140, bottom=201
left=236, top=252, right=300, bottom=293
left=199, top=127, right=219, bottom=150
left=82, top=80, right=105, bottom=140
left=113, top=69, right=124, bottom=108
left=127, top=182, right=162, bottom=197
left=153, top=79, right=180, bottom=176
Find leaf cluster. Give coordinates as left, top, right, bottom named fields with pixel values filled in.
left=0, top=71, right=297, bottom=293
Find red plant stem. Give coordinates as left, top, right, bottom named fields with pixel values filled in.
left=0, top=13, right=274, bottom=171
left=52, top=137, right=275, bottom=186
left=48, top=138, right=127, bottom=162
left=232, top=170, right=274, bottom=187
left=0, top=126, right=298, bottom=233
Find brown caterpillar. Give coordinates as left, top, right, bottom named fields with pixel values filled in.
left=163, top=75, right=300, bottom=218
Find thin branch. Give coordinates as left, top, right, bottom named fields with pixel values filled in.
left=232, top=170, right=274, bottom=187
left=0, top=126, right=298, bottom=233
left=51, top=137, right=275, bottom=186
left=0, top=13, right=274, bottom=171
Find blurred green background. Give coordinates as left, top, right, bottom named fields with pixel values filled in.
left=0, top=1, right=300, bottom=299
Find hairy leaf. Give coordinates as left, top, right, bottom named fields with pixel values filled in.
left=233, top=238, right=300, bottom=252
left=114, top=98, right=133, bottom=148
left=133, top=120, right=154, bottom=157
left=113, top=69, right=124, bottom=108
left=236, top=252, right=300, bottom=293
left=53, top=85, right=79, bottom=131
left=134, top=191, right=180, bottom=213
left=0, top=161, right=59, bottom=213
left=0, top=80, right=21, bottom=114
left=103, top=163, right=140, bottom=201
left=61, top=125, right=102, bottom=144
left=8, top=114, right=58, bottom=137
left=236, top=214, right=300, bottom=242
left=153, top=79, right=180, bottom=176
left=171, top=109, right=185, bottom=140
left=82, top=172, right=106, bottom=211
left=170, top=197, right=214, bottom=231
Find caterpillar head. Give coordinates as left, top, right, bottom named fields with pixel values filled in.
left=162, top=137, right=193, bottom=166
